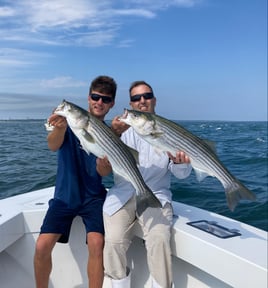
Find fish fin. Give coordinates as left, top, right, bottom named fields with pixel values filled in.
left=204, top=139, right=217, bottom=153
left=127, top=146, right=139, bottom=164
left=193, top=168, right=210, bottom=182
left=79, top=144, right=90, bottom=154
left=150, top=131, right=164, bottom=138
left=225, top=179, right=256, bottom=211
left=136, top=188, right=162, bottom=216
left=44, top=121, right=54, bottom=132
left=121, top=143, right=139, bottom=164
left=81, top=128, right=95, bottom=143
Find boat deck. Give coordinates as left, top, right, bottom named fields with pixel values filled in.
left=0, top=187, right=267, bottom=288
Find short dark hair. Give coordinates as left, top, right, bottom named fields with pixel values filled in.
left=129, top=80, right=154, bottom=95
left=89, top=76, right=117, bottom=99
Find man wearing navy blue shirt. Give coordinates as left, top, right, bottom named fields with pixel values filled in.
left=34, top=75, right=117, bottom=288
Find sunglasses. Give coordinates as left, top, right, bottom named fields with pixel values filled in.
left=130, top=92, right=154, bottom=102
left=90, top=93, right=113, bottom=104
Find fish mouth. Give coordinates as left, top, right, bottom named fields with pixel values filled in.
left=119, top=108, right=128, bottom=120
left=54, top=100, right=67, bottom=115
left=54, top=103, right=64, bottom=113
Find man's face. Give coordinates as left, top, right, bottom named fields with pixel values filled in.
left=129, top=84, right=156, bottom=113
left=88, top=90, right=114, bottom=120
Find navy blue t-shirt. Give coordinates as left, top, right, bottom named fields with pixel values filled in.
left=54, top=127, right=107, bottom=209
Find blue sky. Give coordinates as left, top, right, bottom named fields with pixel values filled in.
left=0, top=0, right=267, bottom=120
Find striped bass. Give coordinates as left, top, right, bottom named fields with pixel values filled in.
left=119, top=109, right=256, bottom=211
left=54, top=100, right=161, bottom=215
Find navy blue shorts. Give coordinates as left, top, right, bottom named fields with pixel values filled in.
left=40, top=198, right=105, bottom=243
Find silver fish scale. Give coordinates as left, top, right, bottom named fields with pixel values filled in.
left=87, top=116, right=151, bottom=194
left=155, top=116, right=234, bottom=184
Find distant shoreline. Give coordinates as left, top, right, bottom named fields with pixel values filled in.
left=0, top=119, right=267, bottom=123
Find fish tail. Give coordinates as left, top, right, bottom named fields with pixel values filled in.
left=225, top=179, right=256, bottom=211
left=136, top=188, right=162, bottom=216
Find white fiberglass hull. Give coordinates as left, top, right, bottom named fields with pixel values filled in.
left=0, top=187, right=267, bottom=288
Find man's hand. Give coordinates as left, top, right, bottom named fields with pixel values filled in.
left=97, top=156, right=112, bottom=176
left=111, top=116, right=129, bottom=136
left=167, top=151, right=190, bottom=164
left=48, top=114, right=67, bottom=129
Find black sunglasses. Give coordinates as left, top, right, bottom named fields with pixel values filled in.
left=90, top=93, right=113, bottom=104
left=130, top=92, right=154, bottom=102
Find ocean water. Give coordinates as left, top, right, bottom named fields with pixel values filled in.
left=0, top=119, right=267, bottom=231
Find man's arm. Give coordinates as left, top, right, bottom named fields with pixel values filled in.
left=46, top=114, right=67, bottom=151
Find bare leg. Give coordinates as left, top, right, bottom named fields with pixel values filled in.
left=34, top=233, right=61, bottom=288
left=87, top=232, right=104, bottom=288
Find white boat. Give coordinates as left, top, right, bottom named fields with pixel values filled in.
left=0, top=186, right=267, bottom=288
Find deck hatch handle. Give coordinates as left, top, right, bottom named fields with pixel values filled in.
left=187, top=220, right=241, bottom=239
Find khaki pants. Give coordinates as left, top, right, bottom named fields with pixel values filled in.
left=103, top=196, right=173, bottom=288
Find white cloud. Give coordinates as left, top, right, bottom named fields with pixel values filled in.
left=0, top=6, right=15, bottom=17
left=40, top=76, right=87, bottom=88
left=0, top=91, right=89, bottom=119
left=121, top=0, right=200, bottom=9
left=0, top=48, right=52, bottom=67
left=0, top=58, right=30, bottom=67
left=112, top=8, right=156, bottom=18
left=117, top=39, right=135, bottom=48
left=0, top=0, right=201, bottom=93
left=20, top=0, right=98, bottom=30
left=74, top=28, right=119, bottom=47
left=0, top=92, right=55, bottom=110
left=0, top=0, right=200, bottom=47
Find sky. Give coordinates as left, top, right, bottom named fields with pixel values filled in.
left=0, top=0, right=267, bottom=121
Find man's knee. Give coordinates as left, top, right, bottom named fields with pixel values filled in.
left=87, top=232, right=104, bottom=256
left=35, top=234, right=59, bottom=258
